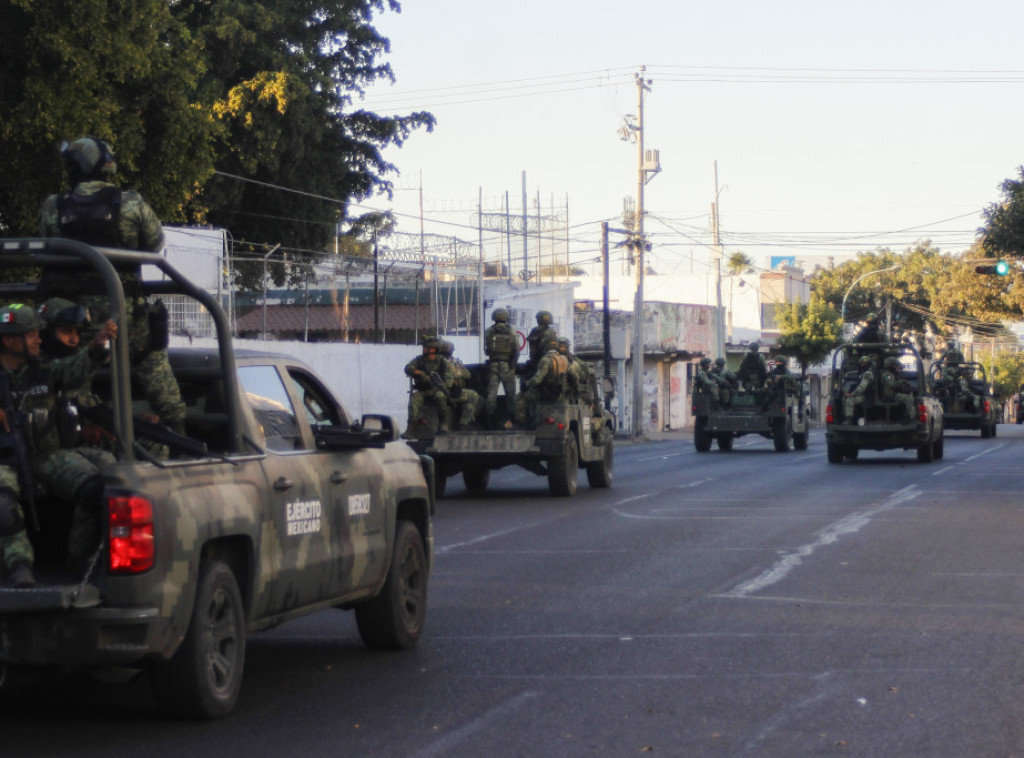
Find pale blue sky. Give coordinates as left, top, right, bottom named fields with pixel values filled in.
left=361, top=1, right=1024, bottom=277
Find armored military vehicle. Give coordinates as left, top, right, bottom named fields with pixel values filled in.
left=928, top=360, right=999, bottom=438
left=691, top=371, right=810, bottom=453
left=0, top=238, right=435, bottom=718
left=404, top=364, right=614, bottom=497
left=825, top=341, right=944, bottom=463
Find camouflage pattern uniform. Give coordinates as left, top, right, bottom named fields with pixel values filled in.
left=483, top=309, right=519, bottom=419
left=39, top=138, right=185, bottom=436
left=737, top=341, right=768, bottom=392
left=844, top=355, right=875, bottom=420
left=694, top=357, right=720, bottom=404
left=764, top=357, right=800, bottom=397
left=404, top=340, right=455, bottom=432
left=439, top=341, right=481, bottom=428
left=515, top=341, right=568, bottom=425
left=880, top=357, right=915, bottom=421
left=710, top=357, right=738, bottom=407
left=0, top=464, right=31, bottom=583
left=524, top=311, right=557, bottom=378
left=956, top=365, right=982, bottom=411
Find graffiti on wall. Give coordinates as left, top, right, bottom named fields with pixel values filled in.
left=574, top=302, right=718, bottom=355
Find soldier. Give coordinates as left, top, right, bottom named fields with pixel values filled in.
left=515, top=337, right=568, bottom=426
left=557, top=338, right=593, bottom=405
left=710, top=357, right=738, bottom=407
left=0, top=304, right=118, bottom=581
left=694, top=357, right=720, bottom=406
left=880, top=356, right=915, bottom=422
left=940, top=343, right=965, bottom=366
left=737, top=341, right=768, bottom=392
left=39, top=137, right=187, bottom=436
left=956, top=364, right=982, bottom=411
left=404, top=337, right=455, bottom=433
left=524, top=310, right=557, bottom=378
left=844, top=354, right=876, bottom=422
left=483, top=308, right=519, bottom=424
left=439, top=341, right=482, bottom=429
left=764, top=356, right=800, bottom=401
left=854, top=312, right=882, bottom=343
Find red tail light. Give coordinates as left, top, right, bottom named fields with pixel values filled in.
left=983, top=400, right=991, bottom=414
left=108, top=494, right=155, bottom=573
left=825, top=404, right=834, bottom=423
left=918, top=403, right=928, bottom=424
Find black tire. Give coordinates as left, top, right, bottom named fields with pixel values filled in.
left=150, top=561, right=246, bottom=719
left=355, top=521, right=429, bottom=650
left=548, top=433, right=579, bottom=496
left=826, top=442, right=843, bottom=463
left=981, top=423, right=992, bottom=439
left=772, top=417, right=792, bottom=452
left=843, top=446, right=859, bottom=461
left=717, top=434, right=734, bottom=452
left=463, top=467, right=490, bottom=493
left=434, top=462, right=448, bottom=499
left=586, top=440, right=614, bottom=488
left=792, top=428, right=809, bottom=451
left=917, top=436, right=935, bottom=463
left=934, top=435, right=944, bottom=459
left=694, top=418, right=712, bottom=453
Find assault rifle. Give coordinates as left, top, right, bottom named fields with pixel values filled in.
left=427, top=370, right=455, bottom=403
left=0, top=374, right=39, bottom=532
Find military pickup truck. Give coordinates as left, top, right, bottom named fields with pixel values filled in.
left=403, top=365, right=614, bottom=497
left=825, top=341, right=944, bottom=463
left=0, top=238, right=435, bottom=719
left=691, top=374, right=810, bottom=452
left=928, top=360, right=999, bottom=438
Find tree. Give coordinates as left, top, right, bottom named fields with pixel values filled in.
left=726, top=251, right=755, bottom=276
left=0, top=0, right=217, bottom=234
left=980, top=166, right=1024, bottom=259
left=176, top=0, right=435, bottom=259
left=774, top=295, right=843, bottom=374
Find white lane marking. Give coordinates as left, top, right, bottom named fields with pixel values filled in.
left=438, top=524, right=546, bottom=554
left=720, top=485, right=921, bottom=598
left=678, top=478, right=713, bottom=489
left=932, top=465, right=955, bottom=477
left=638, top=451, right=689, bottom=461
left=406, top=692, right=539, bottom=758
left=964, top=443, right=1004, bottom=462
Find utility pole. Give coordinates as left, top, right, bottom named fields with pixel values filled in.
left=711, top=161, right=725, bottom=358
left=602, top=222, right=612, bottom=411
left=631, top=68, right=653, bottom=440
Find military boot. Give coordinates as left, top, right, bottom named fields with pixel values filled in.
left=8, top=560, right=35, bottom=588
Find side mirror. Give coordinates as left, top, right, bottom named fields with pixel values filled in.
left=602, top=376, right=615, bottom=401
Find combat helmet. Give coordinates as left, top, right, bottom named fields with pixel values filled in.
left=858, top=354, right=873, bottom=367
left=535, top=310, right=552, bottom=326
left=699, top=357, right=712, bottom=367
left=0, top=304, right=45, bottom=335
left=748, top=341, right=760, bottom=352
left=492, top=308, right=509, bottom=323
left=714, top=357, right=726, bottom=368
left=557, top=337, right=570, bottom=353
left=39, top=298, right=90, bottom=328
left=440, top=340, right=455, bottom=357
left=61, top=137, right=116, bottom=185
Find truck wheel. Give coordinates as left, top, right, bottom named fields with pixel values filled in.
left=694, top=418, right=712, bottom=452
left=772, top=417, right=792, bottom=452
left=434, top=463, right=448, bottom=499
left=917, top=437, right=935, bottom=462
left=586, top=440, right=614, bottom=488
left=981, top=424, right=992, bottom=439
left=934, top=435, right=944, bottom=459
left=150, top=560, right=246, bottom=719
left=792, top=428, right=809, bottom=450
left=548, top=433, right=579, bottom=496
left=463, top=467, right=490, bottom=493
left=717, top=434, right=734, bottom=451
left=355, top=521, right=429, bottom=650
left=826, top=442, right=843, bottom=463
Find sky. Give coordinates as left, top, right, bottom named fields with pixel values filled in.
left=358, top=0, right=1024, bottom=286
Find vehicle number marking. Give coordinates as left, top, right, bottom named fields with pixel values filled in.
left=348, top=493, right=372, bottom=516
left=286, top=499, right=322, bottom=536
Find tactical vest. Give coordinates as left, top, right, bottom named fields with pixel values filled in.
left=57, top=186, right=123, bottom=246
left=487, top=324, right=517, bottom=360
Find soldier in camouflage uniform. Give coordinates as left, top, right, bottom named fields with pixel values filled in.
left=880, top=356, right=915, bottom=422
left=39, top=137, right=186, bottom=436
left=515, top=337, right=568, bottom=426
left=956, top=364, right=983, bottom=412
left=765, top=356, right=800, bottom=397
left=0, top=305, right=117, bottom=583
left=404, top=338, right=455, bottom=434
left=844, top=354, right=875, bottom=421
left=439, top=341, right=482, bottom=429
left=694, top=357, right=720, bottom=405
left=524, top=310, right=557, bottom=378
left=710, top=357, right=738, bottom=407
left=737, top=341, right=768, bottom=392
left=483, top=308, right=520, bottom=425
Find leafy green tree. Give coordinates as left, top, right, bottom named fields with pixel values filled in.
left=980, top=167, right=1024, bottom=259
left=726, top=251, right=754, bottom=276
left=774, top=295, right=843, bottom=374
left=0, top=0, right=216, bottom=234
left=990, top=350, right=1024, bottom=398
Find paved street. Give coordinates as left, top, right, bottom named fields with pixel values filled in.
left=6, top=425, right=1024, bottom=757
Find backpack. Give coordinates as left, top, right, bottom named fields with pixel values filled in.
left=57, top=186, right=122, bottom=246
left=487, top=324, right=517, bottom=361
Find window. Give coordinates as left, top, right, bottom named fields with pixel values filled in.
left=287, top=369, right=348, bottom=431
left=238, top=365, right=303, bottom=451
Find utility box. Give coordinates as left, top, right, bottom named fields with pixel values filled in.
left=610, top=328, right=631, bottom=360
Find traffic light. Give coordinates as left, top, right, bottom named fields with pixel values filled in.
left=975, top=260, right=1010, bottom=275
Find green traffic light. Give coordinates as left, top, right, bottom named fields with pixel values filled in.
left=996, top=260, right=1010, bottom=275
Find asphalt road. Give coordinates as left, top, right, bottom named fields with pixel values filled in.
left=5, top=425, right=1024, bottom=757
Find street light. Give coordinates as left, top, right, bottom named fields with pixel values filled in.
left=840, top=264, right=902, bottom=329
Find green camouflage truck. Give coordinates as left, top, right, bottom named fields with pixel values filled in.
left=691, top=375, right=810, bottom=452
left=404, top=368, right=614, bottom=497
left=928, top=360, right=1000, bottom=438
left=825, top=341, right=944, bottom=463
left=0, top=239, right=435, bottom=718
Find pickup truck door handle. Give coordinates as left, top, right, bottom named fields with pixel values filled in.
left=273, top=476, right=294, bottom=491
left=330, top=471, right=349, bottom=484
